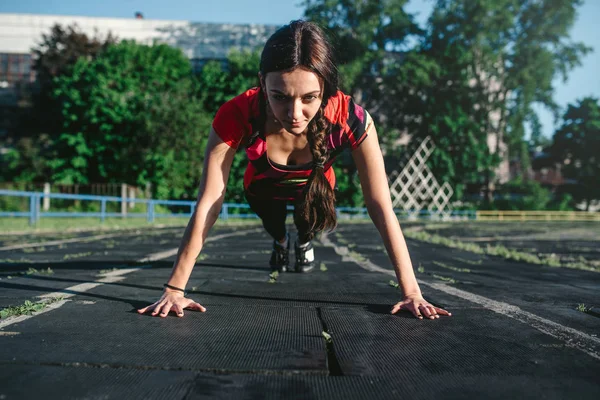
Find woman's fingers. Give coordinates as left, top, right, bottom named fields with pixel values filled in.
left=434, top=306, right=452, bottom=316
left=173, top=303, right=185, bottom=317
left=159, top=302, right=173, bottom=317
left=150, top=300, right=166, bottom=316
left=420, top=304, right=434, bottom=319
left=137, top=303, right=154, bottom=314
left=423, top=305, right=438, bottom=319
left=391, top=301, right=451, bottom=319
left=138, top=298, right=208, bottom=317
left=186, top=301, right=207, bottom=312
left=391, top=302, right=423, bottom=319
left=390, top=302, right=404, bottom=315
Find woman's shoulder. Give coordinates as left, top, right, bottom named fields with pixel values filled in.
left=219, top=87, right=261, bottom=117
left=212, top=87, right=261, bottom=148
left=324, top=90, right=365, bottom=126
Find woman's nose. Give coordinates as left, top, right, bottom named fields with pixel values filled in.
left=288, top=100, right=303, bottom=121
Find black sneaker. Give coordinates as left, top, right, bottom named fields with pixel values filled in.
left=269, top=234, right=289, bottom=273
left=294, top=241, right=315, bottom=273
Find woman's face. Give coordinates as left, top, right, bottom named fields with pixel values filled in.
left=262, top=68, right=323, bottom=135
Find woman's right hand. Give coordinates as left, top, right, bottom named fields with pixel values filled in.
left=137, top=290, right=207, bottom=318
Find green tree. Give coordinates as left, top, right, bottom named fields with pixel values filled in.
left=419, top=0, right=590, bottom=199
left=50, top=40, right=210, bottom=199
left=551, top=97, right=600, bottom=210
left=195, top=49, right=261, bottom=204
left=303, top=0, right=421, bottom=205
left=304, top=0, right=590, bottom=204
left=2, top=24, right=117, bottom=182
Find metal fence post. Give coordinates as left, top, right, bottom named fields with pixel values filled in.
left=147, top=201, right=155, bottom=223
left=121, top=183, right=127, bottom=218
left=43, top=182, right=51, bottom=211
left=29, top=194, right=36, bottom=226
left=222, top=204, right=229, bottom=220
left=101, top=199, right=106, bottom=223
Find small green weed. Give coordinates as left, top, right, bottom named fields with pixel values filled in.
left=0, top=296, right=65, bottom=319
left=320, top=262, right=328, bottom=272
left=432, top=274, right=457, bottom=284
left=63, top=252, right=92, bottom=260
left=98, top=267, right=118, bottom=275
left=268, top=270, right=279, bottom=284
left=576, top=303, right=591, bottom=313
left=433, top=261, right=471, bottom=273
left=22, top=246, right=46, bottom=253
left=388, top=280, right=399, bottom=288
left=23, top=267, right=54, bottom=276
left=453, top=257, right=483, bottom=266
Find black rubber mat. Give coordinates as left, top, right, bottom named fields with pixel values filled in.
left=333, top=224, right=600, bottom=336
left=0, top=300, right=327, bottom=373
left=0, top=364, right=195, bottom=400
left=1, top=365, right=598, bottom=400
left=1, top=223, right=599, bottom=399
left=320, top=306, right=599, bottom=380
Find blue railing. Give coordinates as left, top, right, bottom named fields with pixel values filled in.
left=0, top=189, right=476, bottom=225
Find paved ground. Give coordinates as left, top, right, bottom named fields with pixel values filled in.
left=0, top=222, right=599, bottom=399
left=420, top=221, right=600, bottom=270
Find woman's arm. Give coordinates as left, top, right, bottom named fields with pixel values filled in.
left=137, top=128, right=237, bottom=317
left=165, top=127, right=238, bottom=291
left=351, top=124, right=450, bottom=319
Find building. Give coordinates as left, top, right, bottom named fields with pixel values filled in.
left=0, top=13, right=279, bottom=136
left=0, top=12, right=278, bottom=81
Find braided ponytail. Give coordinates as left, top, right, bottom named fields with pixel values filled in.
left=259, top=20, right=339, bottom=238
left=299, top=106, right=336, bottom=239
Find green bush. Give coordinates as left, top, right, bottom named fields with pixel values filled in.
left=491, top=178, right=553, bottom=210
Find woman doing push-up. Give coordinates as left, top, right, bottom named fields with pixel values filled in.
left=137, top=20, right=451, bottom=321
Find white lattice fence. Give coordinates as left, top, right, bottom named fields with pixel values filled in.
left=388, top=137, right=453, bottom=217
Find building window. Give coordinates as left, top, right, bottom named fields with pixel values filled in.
left=0, top=53, right=35, bottom=86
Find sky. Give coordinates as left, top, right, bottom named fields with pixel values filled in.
left=0, top=0, right=598, bottom=139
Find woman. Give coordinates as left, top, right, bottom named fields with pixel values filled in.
left=137, top=20, right=451, bottom=321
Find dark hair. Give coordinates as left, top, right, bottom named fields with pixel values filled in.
left=258, top=20, right=339, bottom=239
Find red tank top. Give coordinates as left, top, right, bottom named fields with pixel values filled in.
left=212, top=87, right=372, bottom=200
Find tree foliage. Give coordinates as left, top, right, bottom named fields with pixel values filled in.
left=551, top=97, right=600, bottom=209
left=195, top=49, right=261, bottom=203
left=304, top=0, right=590, bottom=202
left=49, top=41, right=210, bottom=199
left=2, top=24, right=117, bottom=182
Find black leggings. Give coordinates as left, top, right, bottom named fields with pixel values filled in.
left=245, top=192, right=312, bottom=244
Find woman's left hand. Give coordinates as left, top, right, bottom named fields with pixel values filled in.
left=391, top=294, right=452, bottom=320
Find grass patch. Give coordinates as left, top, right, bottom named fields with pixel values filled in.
left=63, top=252, right=93, bottom=260
left=0, top=296, right=65, bottom=319
left=453, top=257, right=483, bottom=266
left=349, top=251, right=367, bottom=263
left=417, top=264, right=425, bottom=273
left=320, top=262, right=328, bottom=272
left=388, top=280, right=399, bottom=288
left=268, top=270, right=279, bottom=284
left=576, top=303, right=591, bottom=313
left=432, top=274, right=457, bottom=284
left=23, top=267, right=54, bottom=276
left=404, top=230, right=598, bottom=272
left=98, top=267, right=118, bottom=275
left=0, top=217, right=261, bottom=234
left=21, top=246, right=47, bottom=253
left=432, top=261, right=471, bottom=273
